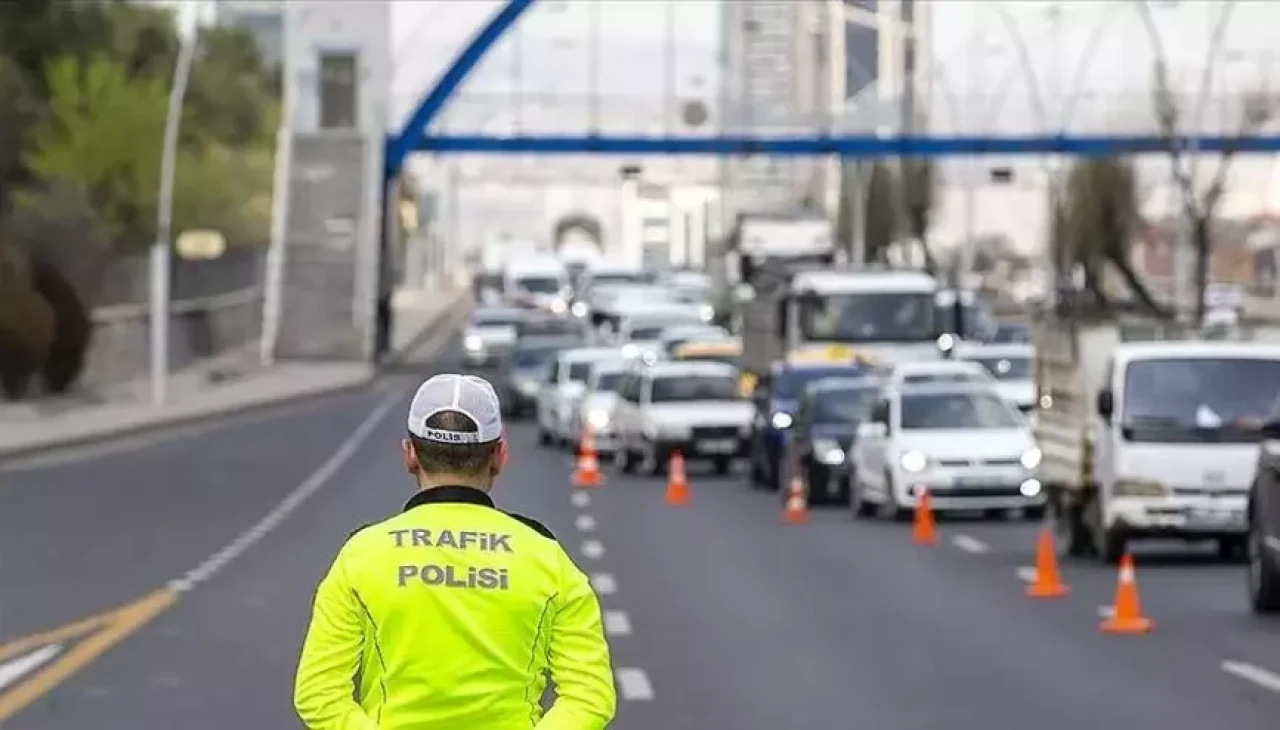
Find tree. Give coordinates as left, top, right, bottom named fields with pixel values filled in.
left=898, top=157, right=937, bottom=273
left=23, top=55, right=169, bottom=252
left=1060, top=157, right=1168, bottom=316
left=0, top=56, right=41, bottom=207
left=1139, top=1, right=1280, bottom=323
left=863, top=161, right=900, bottom=263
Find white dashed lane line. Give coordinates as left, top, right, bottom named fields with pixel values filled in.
left=615, top=668, right=655, bottom=701
left=1221, top=660, right=1280, bottom=694
left=590, top=573, right=617, bottom=595
left=581, top=540, right=605, bottom=560
left=603, top=610, right=633, bottom=636
left=950, top=534, right=989, bottom=554
left=571, top=492, right=591, bottom=508
left=1015, top=566, right=1037, bottom=583
left=575, top=514, right=597, bottom=532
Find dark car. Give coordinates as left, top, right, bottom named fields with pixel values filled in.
left=1248, top=417, right=1280, bottom=613
left=747, top=361, right=877, bottom=492
left=786, top=377, right=881, bottom=505
left=498, top=335, right=580, bottom=418
left=517, top=314, right=584, bottom=341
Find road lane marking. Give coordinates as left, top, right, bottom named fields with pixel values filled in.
left=169, top=387, right=403, bottom=593
left=571, top=492, right=591, bottom=508
left=1222, top=660, right=1280, bottom=694
left=1015, top=566, right=1037, bottom=583
left=0, top=384, right=411, bottom=720
left=581, top=540, right=605, bottom=560
left=951, top=534, right=989, bottom=554
left=0, top=589, right=176, bottom=721
left=0, top=646, right=61, bottom=693
left=575, top=514, right=597, bottom=532
left=1098, top=606, right=1114, bottom=618
left=590, top=573, right=617, bottom=595
left=616, top=668, right=654, bottom=701
left=603, top=610, right=632, bottom=636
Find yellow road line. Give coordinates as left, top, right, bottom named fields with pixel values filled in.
left=0, top=588, right=177, bottom=721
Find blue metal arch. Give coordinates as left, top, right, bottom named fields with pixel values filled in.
left=385, top=0, right=538, bottom=179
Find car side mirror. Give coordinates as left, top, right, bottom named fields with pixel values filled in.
left=1096, top=389, right=1114, bottom=421
left=1261, top=420, right=1280, bottom=440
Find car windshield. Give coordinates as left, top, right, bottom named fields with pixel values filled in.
left=591, top=273, right=646, bottom=286
left=902, top=371, right=988, bottom=385
left=1120, top=357, right=1280, bottom=443
left=629, top=326, right=668, bottom=341
left=514, top=346, right=562, bottom=368
left=473, top=312, right=523, bottom=327
left=798, top=292, right=935, bottom=343
left=669, top=285, right=709, bottom=303
left=568, top=362, right=592, bottom=382
left=812, top=388, right=877, bottom=423
left=594, top=372, right=624, bottom=392
left=934, top=303, right=996, bottom=339
left=900, top=392, right=1023, bottom=430
left=967, top=356, right=1032, bottom=381
left=774, top=367, right=867, bottom=400
left=993, top=324, right=1031, bottom=343
left=520, top=319, right=579, bottom=337
left=650, top=375, right=739, bottom=403
left=679, top=354, right=739, bottom=366
left=516, top=276, right=561, bottom=294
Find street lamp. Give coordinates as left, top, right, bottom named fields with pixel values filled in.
left=150, top=10, right=201, bottom=406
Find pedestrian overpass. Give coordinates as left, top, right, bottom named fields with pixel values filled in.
left=263, top=0, right=1280, bottom=365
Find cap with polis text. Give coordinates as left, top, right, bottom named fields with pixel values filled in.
left=407, top=374, right=504, bottom=444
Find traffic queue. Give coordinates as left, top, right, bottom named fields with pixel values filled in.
left=465, top=256, right=1280, bottom=617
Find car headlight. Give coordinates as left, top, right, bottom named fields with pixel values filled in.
left=899, top=450, right=928, bottom=473
left=813, top=438, right=845, bottom=465
left=1113, top=479, right=1168, bottom=497
left=464, top=335, right=483, bottom=352
left=1019, top=478, right=1042, bottom=497
left=587, top=409, right=610, bottom=429
left=1020, top=447, right=1042, bottom=470
left=699, top=304, right=715, bottom=322
left=771, top=412, right=793, bottom=430
left=571, top=301, right=588, bottom=317
left=550, top=298, right=567, bottom=314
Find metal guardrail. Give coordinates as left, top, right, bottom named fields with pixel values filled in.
left=91, top=287, right=261, bottom=325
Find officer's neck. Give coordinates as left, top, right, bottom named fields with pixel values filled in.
left=416, top=473, right=493, bottom=493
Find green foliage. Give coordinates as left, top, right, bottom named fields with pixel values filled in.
left=863, top=161, right=900, bottom=263
left=23, top=55, right=169, bottom=252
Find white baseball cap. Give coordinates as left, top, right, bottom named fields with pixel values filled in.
left=407, top=374, right=504, bottom=444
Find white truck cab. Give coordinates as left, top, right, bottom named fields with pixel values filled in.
left=1037, top=320, right=1280, bottom=562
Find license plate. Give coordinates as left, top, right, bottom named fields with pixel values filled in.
left=954, top=477, right=998, bottom=488
left=698, top=439, right=738, bottom=454
left=1192, top=508, right=1242, bottom=525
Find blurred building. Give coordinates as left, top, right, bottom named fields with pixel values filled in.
left=213, top=0, right=284, bottom=66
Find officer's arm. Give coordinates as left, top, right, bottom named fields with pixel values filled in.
left=537, top=551, right=617, bottom=730
left=294, top=552, right=380, bottom=730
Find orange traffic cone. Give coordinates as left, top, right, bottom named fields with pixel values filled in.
left=912, top=489, right=937, bottom=545
left=664, top=451, right=690, bottom=506
left=781, top=475, right=810, bottom=524
left=1026, top=529, right=1070, bottom=598
left=1100, top=553, right=1152, bottom=634
left=572, top=431, right=604, bottom=488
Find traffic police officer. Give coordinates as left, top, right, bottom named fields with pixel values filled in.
left=294, top=374, right=617, bottom=729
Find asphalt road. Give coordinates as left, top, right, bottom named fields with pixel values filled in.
left=2, top=336, right=1279, bottom=728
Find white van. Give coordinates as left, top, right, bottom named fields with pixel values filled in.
left=504, top=256, right=570, bottom=314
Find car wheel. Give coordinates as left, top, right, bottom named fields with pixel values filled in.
left=1218, top=535, right=1247, bottom=562
left=1247, top=508, right=1280, bottom=613
left=849, top=470, right=875, bottom=519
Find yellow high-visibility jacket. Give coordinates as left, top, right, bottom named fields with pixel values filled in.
left=294, top=485, right=616, bottom=730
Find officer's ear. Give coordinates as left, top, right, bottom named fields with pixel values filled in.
left=402, top=438, right=420, bottom=474
left=492, top=432, right=509, bottom=475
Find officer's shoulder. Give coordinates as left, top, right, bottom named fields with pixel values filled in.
left=344, top=516, right=390, bottom=546
left=501, top=511, right=557, bottom=541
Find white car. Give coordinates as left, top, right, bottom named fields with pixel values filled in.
left=536, top=347, right=620, bottom=447
left=462, top=307, right=525, bottom=367
left=615, top=305, right=708, bottom=359
left=885, top=359, right=994, bottom=389
left=957, top=342, right=1035, bottom=415
left=570, top=358, right=631, bottom=454
left=655, top=324, right=732, bottom=358
left=849, top=382, right=1044, bottom=520
left=611, top=360, right=753, bottom=476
